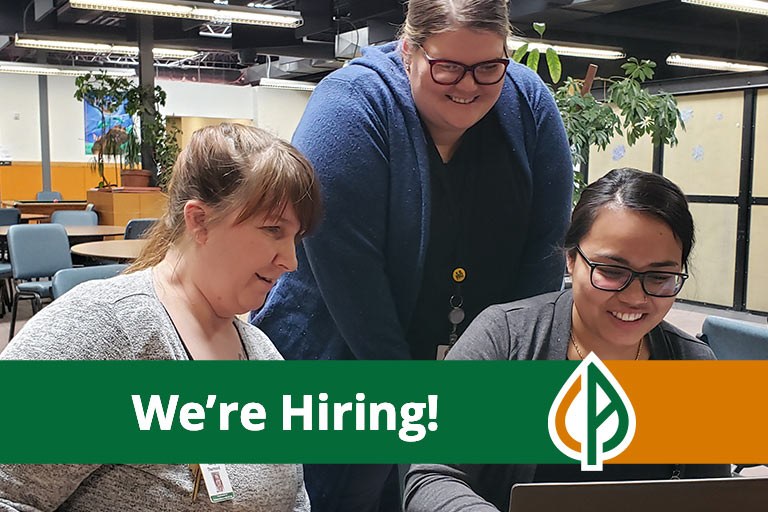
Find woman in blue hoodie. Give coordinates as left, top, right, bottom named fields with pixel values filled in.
left=252, top=0, right=573, bottom=509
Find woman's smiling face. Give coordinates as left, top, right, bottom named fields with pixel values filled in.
left=405, top=27, right=507, bottom=139
left=567, top=206, right=684, bottom=352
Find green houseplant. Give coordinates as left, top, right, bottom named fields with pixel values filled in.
left=124, top=81, right=181, bottom=189
left=512, top=24, right=685, bottom=203
left=74, top=73, right=133, bottom=188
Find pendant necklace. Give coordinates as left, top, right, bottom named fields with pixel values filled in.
left=570, top=332, right=644, bottom=360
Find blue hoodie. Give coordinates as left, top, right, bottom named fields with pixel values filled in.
left=252, top=42, right=573, bottom=361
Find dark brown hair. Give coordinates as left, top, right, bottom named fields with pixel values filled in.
left=129, top=123, right=321, bottom=272
left=564, top=168, right=694, bottom=266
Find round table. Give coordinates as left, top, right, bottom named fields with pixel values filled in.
left=70, top=239, right=147, bottom=260
left=0, top=225, right=125, bottom=237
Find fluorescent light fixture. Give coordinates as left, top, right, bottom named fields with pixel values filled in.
left=666, top=53, right=768, bottom=72
left=70, top=0, right=303, bottom=28
left=15, top=35, right=198, bottom=59
left=0, top=60, right=135, bottom=77
left=682, top=0, right=768, bottom=16
left=258, top=78, right=316, bottom=91
left=507, top=38, right=625, bottom=60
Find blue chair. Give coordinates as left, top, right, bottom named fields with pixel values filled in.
left=0, top=208, right=20, bottom=226
left=700, top=316, right=768, bottom=360
left=36, top=190, right=63, bottom=201
left=0, top=208, right=20, bottom=262
left=52, top=264, right=127, bottom=299
left=124, top=218, right=157, bottom=240
left=7, top=224, right=72, bottom=340
left=0, top=263, right=12, bottom=316
left=51, top=210, right=98, bottom=226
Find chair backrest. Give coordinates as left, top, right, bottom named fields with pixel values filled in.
left=36, top=190, right=63, bottom=201
left=7, top=224, right=73, bottom=280
left=701, top=316, right=768, bottom=360
left=52, top=264, right=128, bottom=299
left=0, top=207, right=20, bottom=226
left=124, top=218, right=157, bottom=240
left=51, top=210, right=98, bottom=226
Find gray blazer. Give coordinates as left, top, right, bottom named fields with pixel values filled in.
left=404, top=290, right=727, bottom=512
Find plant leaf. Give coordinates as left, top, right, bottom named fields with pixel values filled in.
left=526, top=49, right=540, bottom=73
left=511, top=43, right=529, bottom=63
left=546, top=48, right=562, bottom=83
left=533, top=22, right=546, bottom=37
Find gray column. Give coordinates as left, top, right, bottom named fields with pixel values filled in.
left=38, top=52, right=52, bottom=193
left=137, top=15, right=157, bottom=185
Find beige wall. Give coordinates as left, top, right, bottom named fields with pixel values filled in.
left=678, top=203, right=738, bottom=307
left=754, top=89, right=768, bottom=198
left=253, top=86, right=312, bottom=141
left=747, top=205, right=768, bottom=312
left=663, top=91, right=743, bottom=196
left=588, top=116, right=654, bottom=183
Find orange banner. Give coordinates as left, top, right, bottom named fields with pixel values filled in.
left=607, top=361, right=768, bottom=463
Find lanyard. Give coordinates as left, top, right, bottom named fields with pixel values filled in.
left=424, top=131, right=478, bottom=347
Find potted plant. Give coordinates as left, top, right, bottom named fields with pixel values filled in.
left=124, top=82, right=181, bottom=190
left=512, top=24, right=685, bottom=203
left=74, top=72, right=134, bottom=188
left=119, top=122, right=151, bottom=187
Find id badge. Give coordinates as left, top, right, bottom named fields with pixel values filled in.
left=436, top=345, right=450, bottom=360
left=200, top=464, right=234, bottom=503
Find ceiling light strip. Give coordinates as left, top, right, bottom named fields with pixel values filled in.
left=0, top=60, right=135, bottom=77
left=70, top=0, right=303, bottom=28
left=507, top=39, right=625, bottom=60
left=682, top=0, right=768, bottom=16
left=258, top=78, right=316, bottom=91
left=666, top=53, right=768, bottom=72
left=15, top=35, right=198, bottom=59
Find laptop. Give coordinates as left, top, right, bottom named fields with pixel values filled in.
left=509, top=477, right=768, bottom=512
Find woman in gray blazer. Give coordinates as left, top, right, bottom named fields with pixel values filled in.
left=404, top=167, right=730, bottom=512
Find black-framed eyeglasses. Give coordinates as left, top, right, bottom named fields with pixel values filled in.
left=575, top=246, right=688, bottom=298
left=419, top=47, right=509, bottom=86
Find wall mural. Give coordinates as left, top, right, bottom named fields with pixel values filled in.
left=84, top=98, right=133, bottom=156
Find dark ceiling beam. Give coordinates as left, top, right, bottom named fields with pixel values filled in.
left=506, top=0, right=572, bottom=19
left=247, top=42, right=335, bottom=60
left=347, top=0, right=403, bottom=24
left=0, top=0, right=23, bottom=30
left=645, top=70, right=768, bottom=95
left=0, top=0, right=57, bottom=35
left=542, top=20, right=749, bottom=51
left=510, top=0, right=669, bottom=25
left=296, top=0, right=333, bottom=38
left=232, top=25, right=299, bottom=48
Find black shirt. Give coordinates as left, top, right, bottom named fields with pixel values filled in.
left=406, top=110, right=532, bottom=359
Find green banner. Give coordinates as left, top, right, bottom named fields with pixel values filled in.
left=0, top=361, right=579, bottom=464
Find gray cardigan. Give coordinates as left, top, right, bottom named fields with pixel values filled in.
left=404, top=290, right=727, bottom=512
left=0, top=270, right=309, bottom=512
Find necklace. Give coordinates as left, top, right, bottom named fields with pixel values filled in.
left=570, top=332, right=644, bottom=360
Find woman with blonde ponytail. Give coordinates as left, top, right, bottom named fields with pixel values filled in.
left=0, top=123, right=321, bottom=511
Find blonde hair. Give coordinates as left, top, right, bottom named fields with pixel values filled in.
left=399, top=0, right=511, bottom=52
left=128, top=123, right=321, bottom=272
